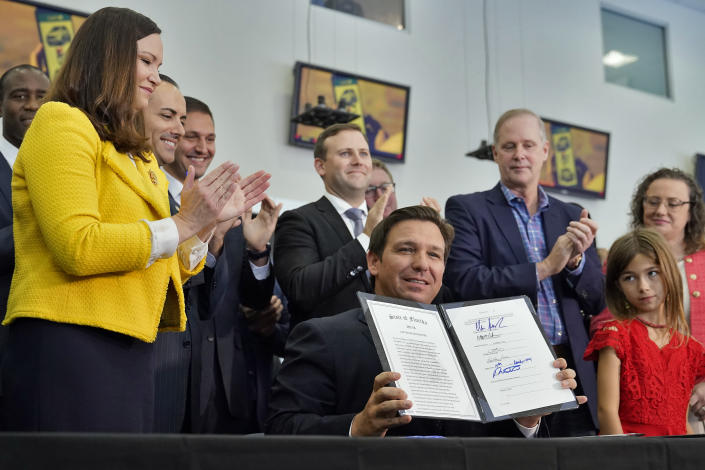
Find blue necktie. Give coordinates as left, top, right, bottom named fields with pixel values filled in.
left=344, top=208, right=364, bottom=238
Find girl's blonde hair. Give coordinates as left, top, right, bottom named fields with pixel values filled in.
left=605, top=228, right=689, bottom=336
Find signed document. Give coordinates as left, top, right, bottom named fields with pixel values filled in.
left=359, top=293, right=578, bottom=423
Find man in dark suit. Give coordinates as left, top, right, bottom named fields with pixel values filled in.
left=443, top=108, right=605, bottom=436
left=149, top=91, right=286, bottom=433
left=267, top=205, right=583, bottom=437
left=0, top=65, right=50, bottom=367
left=274, top=123, right=392, bottom=327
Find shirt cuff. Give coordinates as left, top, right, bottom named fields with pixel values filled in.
left=534, top=265, right=541, bottom=290
left=514, top=417, right=540, bottom=438
left=250, top=259, right=271, bottom=280
left=357, top=233, right=370, bottom=252
left=144, top=218, right=179, bottom=268
left=178, top=234, right=209, bottom=271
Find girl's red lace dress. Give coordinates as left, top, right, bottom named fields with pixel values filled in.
left=584, top=319, right=705, bottom=436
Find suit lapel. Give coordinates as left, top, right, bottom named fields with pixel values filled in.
left=486, top=184, right=527, bottom=262
left=542, top=198, right=563, bottom=256
left=315, top=196, right=354, bottom=245
left=357, top=308, right=375, bottom=349
left=0, top=153, right=11, bottom=219
left=315, top=196, right=372, bottom=290
left=101, top=146, right=170, bottom=218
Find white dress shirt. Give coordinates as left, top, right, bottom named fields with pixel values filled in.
left=323, top=192, right=370, bottom=252
left=116, top=159, right=205, bottom=271
left=0, top=133, right=19, bottom=170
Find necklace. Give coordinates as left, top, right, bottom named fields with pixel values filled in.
left=635, top=317, right=668, bottom=329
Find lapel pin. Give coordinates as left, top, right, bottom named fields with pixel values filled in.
left=148, top=169, right=158, bottom=185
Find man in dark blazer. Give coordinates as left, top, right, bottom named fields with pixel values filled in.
left=274, top=123, right=392, bottom=327
left=443, top=109, right=605, bottom=436
left=0, top=65, right=50, bottom=371
left=267, top=205, right=583, bottom=437
left=184, top=219, right=286, bottom=434
left=150, top=92, right=284, bottom=433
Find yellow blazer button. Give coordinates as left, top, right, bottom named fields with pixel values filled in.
left=694, top=291, right=701, bottom=298
left=691, top=274, right=697, bottom=280
left=686, top=257, right=693, bottom=263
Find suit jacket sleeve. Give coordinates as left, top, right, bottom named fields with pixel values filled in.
left=444, top=194, right=538, bottom=302
left=274, top=208, right=367, bottom=321
left=266, top=319, right=355, bottom=435
left=256, top=290, right=290, bottom=357
left=199, top=227, right=274, bottom=321
left=270, top=305, right=290, bottom=357
left=1, top=153, right=13, bottom=277
left=564, top=242, right=606, bottom=316
left=238, top=260, right=274, bottom=312
left=0, top=224, right=12, bottom=277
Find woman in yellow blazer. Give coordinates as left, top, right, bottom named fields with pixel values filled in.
left=0, top=8, right=264, bottom=432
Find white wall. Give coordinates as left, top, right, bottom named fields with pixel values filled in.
left=37, top=0, right=705, bottom=247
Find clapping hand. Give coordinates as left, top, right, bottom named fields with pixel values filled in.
left=174, top=162, right=239, bottom=243
left=217, top=170, right=271, bottom=223
left=242, top=195, right=283, bottom=253
left=420, top=196, right=441, bottom=213
left=565, top=209, right=597, bottom=258
left=538, top=209, right=597, bottom=279
left=363, top=184, right=393, bottom=236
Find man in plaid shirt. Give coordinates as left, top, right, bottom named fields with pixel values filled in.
left=443, top=108, right=605, bottom=437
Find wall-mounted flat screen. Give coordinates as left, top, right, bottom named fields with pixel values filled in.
left=289, top=61, right=410, bottom=163
left=539, top=118, right=610, bottom=199
left=0, top=0, right=88, bottom=79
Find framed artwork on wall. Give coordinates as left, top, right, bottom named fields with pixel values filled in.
left=539, top=118, right=610, bottom=199
left=0, top=0, right=88, bottom=79
left=289, top=61, right=411, bottom=163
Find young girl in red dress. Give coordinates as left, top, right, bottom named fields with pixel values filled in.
left=584, top=228, right=705, bottom=436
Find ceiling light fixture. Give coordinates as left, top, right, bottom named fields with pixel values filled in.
left=603, top=50, right=639, bottom=68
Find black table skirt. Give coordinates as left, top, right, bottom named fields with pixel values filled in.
left=0, top=434, right=703, bottom=470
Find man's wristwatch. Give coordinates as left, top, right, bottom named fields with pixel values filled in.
left=568, top=253, right=583, bottom=270
left=247, top=244, right=271, bottom=261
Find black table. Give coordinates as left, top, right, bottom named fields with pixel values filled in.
left=0, top=434, right=703, bottom=469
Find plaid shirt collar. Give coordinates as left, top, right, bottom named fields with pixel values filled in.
left=499, top=183, right=550, bottom=216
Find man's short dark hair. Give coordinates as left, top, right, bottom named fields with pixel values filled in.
left=0, top=64, right=48, bottom=98
left=184, top=96, right=213, bottom=123
left=369, top=205, right=455, bottom=262
left=313, top=123, right=365, bottom=161
left=159, top=73, right=178, bottom=88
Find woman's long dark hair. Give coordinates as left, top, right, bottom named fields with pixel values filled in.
left=47, top=7, right=160, bottom=159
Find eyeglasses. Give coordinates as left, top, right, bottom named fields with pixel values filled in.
left=365, top=182, right=395, bottom=195
left=643, top=196, right=693, bottom=210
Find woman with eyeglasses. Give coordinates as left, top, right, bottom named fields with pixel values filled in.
left=591, top=167, right=705, bottom=433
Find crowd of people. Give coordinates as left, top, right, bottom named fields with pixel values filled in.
left=0, top=7, right=704, bottom=438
